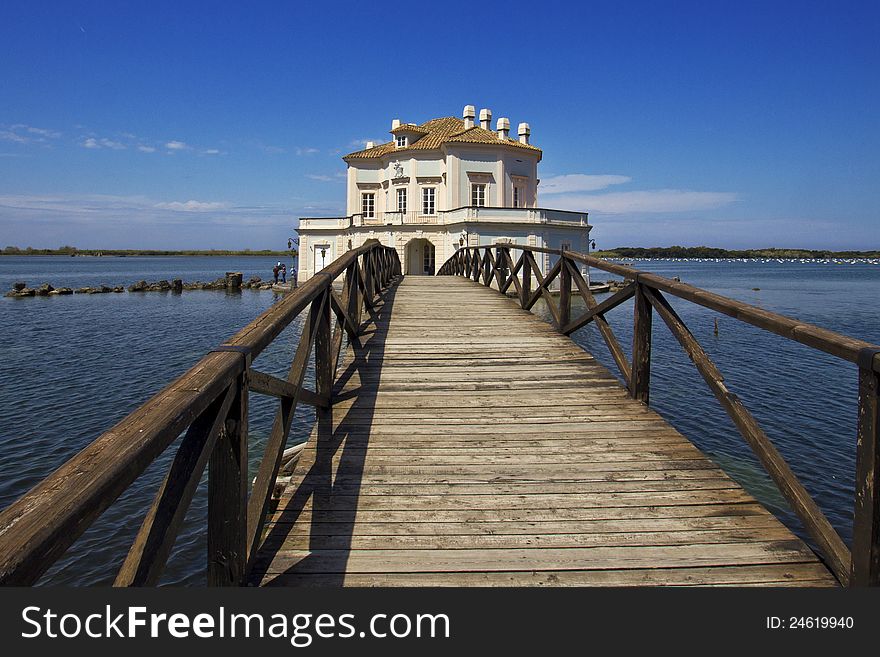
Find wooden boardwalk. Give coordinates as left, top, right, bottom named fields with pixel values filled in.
left=250, top=276, right=836, bottom=587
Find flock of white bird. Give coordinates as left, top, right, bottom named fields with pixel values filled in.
left=607, top=257, right=879, bottom=265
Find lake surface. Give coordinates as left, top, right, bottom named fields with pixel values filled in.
left=0, top=255, right=878, bottom=585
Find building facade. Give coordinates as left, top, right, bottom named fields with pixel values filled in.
left=297, top=105, right=591, bottom=282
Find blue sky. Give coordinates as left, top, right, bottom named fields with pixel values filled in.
left=1, top=1, right=877, bottom=250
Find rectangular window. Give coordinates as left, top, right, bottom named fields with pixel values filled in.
left=361, top=193, right=375, bottom=218
left=471, top=183, right=486, bottom=207
left=560, top=241, right=571, bottom=251
left=395, top=135, right=407, bottom=148
left=513, top=186, right=520, bottom=208
left=422, top=187, right=435, bottom=215
left=396, top=188, right=407, bottom=213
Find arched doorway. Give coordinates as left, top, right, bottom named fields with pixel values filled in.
left=404, top=238, right=436, bottom=275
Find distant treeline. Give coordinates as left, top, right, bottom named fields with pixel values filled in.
left=593, top=246, right=880, bottom=259
left=2, top=246, right=295, bottom=257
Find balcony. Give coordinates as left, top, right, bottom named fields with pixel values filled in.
left=348, top=212, right=441, bottom=227
left=440, top=206, right=589, bottom=226
left=298, top=207, right=589, bottom=231
left=298, top=216, right=351, bottom=230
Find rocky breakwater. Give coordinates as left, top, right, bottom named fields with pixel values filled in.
left=5, top=274, right=278, bottom=299
left=5, top=281, right=125, bottom=297
left=6, top=282, right=76, bottom=297
left=127, top=273, right=272, bottom=293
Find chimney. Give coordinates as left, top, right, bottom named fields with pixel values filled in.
left=479, top=108, right=492, bottom=130
left=366, top=141, right=375, bottom=149
left=518, top=122, right=530, bottom=145
left=391, top=119, right=401, bottom=130
left=496, top=117, right=510, bottom=140
left=463, top=105, right=475, bottom=129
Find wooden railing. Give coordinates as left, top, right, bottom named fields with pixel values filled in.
left=0, top=240, right=401, bottom=586
left=439, top=244, right=880, bottom=587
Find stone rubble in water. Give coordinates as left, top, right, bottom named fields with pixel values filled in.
left=6, top=274, right=284, bottom=298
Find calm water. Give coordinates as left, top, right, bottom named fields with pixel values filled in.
left=0, top=255, right=878, bottom=585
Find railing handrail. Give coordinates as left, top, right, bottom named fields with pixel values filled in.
left=0, top=239, right=401, bottom=585
left=438, top=205, right=589, bottom=217
left=484, top=243, right=880, bottom=371
left=438, top=243, right=880, bottom=587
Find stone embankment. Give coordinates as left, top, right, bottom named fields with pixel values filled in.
left=5, top=272, right=281, bottom=298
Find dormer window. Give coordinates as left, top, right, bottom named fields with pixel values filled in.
left=395, top=135, right=407, bottom=148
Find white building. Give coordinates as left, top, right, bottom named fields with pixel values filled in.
left=296, top=105, right=591, bottom=282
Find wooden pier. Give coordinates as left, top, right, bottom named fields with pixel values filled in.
left=251, top=276, right=835, bottom=586
left=0, top=241, right=877, bottom=587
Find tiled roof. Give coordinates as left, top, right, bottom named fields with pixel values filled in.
left=344, top=116, right=541, bottom=160
left=390, top=123, right=428, bottom=134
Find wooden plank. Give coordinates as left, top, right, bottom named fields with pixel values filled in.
left=254, top=541, right=819, bottom=574
left=258, top=563, right=836, bottom=587
left=249, top=369, right=328, bottom=408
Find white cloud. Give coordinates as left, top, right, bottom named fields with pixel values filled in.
left=154, top=200, right=229, bottom=212
left=349, top=138, right=382, bottom=149
left=1, top=124, right=61, bottom=144
left=549, top=189, right=738, bottom=214
left=0, top=193, right=308, bottom=248
left=0, top=130, right=29, bottom=144
left=202, top=148, right=221, bottom=155
left=137, top=145, right=156, bottom=153
left=20, top=126, right=61, bottom=139
left=540, top=174, right=631, bottom=194
left=307, top=172, right=346, bottom=182
left=295, top=147, right=319, bottom=155
left=2, top=124, right=61, bottom=145
left=165, top=140, right=189, bottom=151
left=99, top=138, right=126, bottom=150
left=79, top=136, right=127, bottom=150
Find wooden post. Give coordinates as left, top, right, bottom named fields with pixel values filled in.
left=207, top=370, right=248, bottom=586
left=852, top=351, right=880, bottom=586
left=559, top=252, right=571, bottom=331
left=521, top=251, right=531, bottom=309
left=346, top=263, right=360, bottom=334
left=630, top=281, right=652, bottom=404
left=363, top=251, right=374, bottom=303
left=314, top=289, right=334, bottom=401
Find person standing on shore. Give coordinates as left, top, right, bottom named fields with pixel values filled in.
left=273, top=262, right=280, bottom=284
left=280, top=263, right=287, bottom=284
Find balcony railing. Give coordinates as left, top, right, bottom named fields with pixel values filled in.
left=298, top=207, right=590, bottom=231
